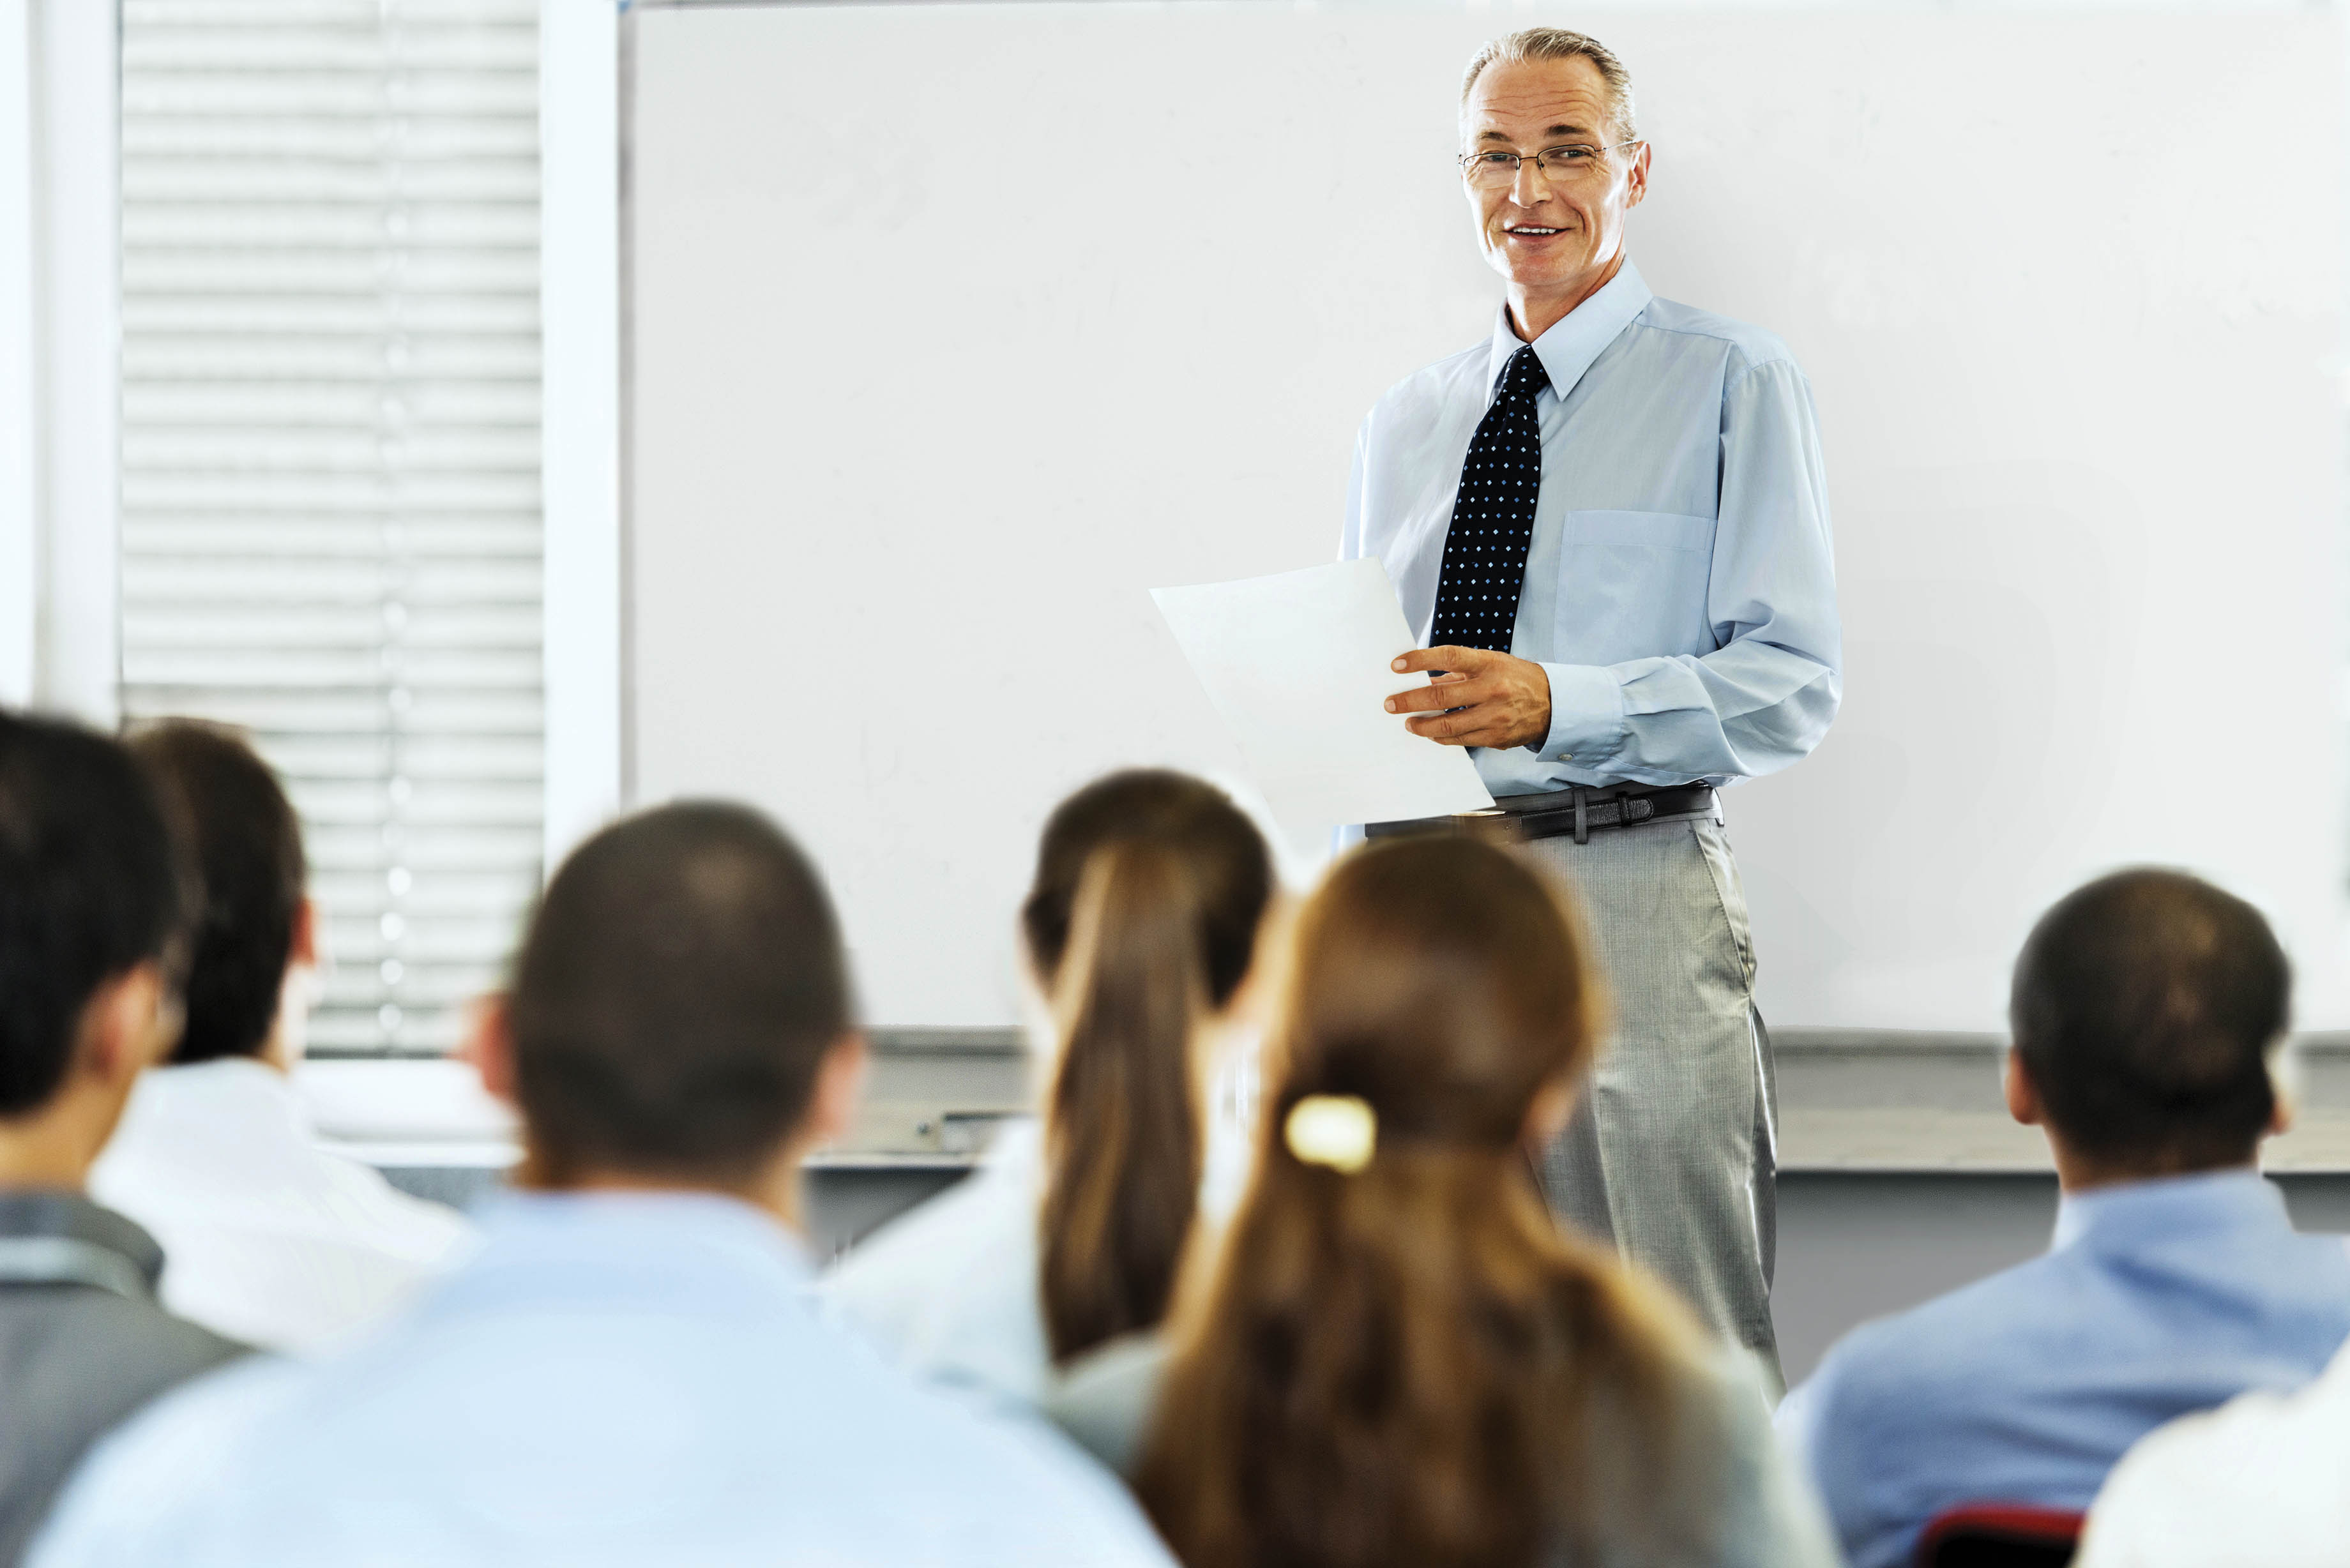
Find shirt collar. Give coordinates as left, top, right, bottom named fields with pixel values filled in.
left=1485, top=259, right=1654, bottom=405
left=133, top=1055, right=309, bottom=1134
left=469, top=1188, right=815, bottom=1286
left=0, top=1190, right=165, bottom=1297
left=2051, top=1166, right=2285, bottom=1253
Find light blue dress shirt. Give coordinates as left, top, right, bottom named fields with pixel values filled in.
left=1344, top=262, right=1842, bottom=796
left=28, top=1192, right=1176, bottom=1568
left=1775, top=1170, right=2350, bottom=1568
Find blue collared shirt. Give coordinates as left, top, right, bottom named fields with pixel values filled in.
left=28, top=1192, right=1176, bottom=1568
left=1344, top=262, right=1842, bottom=795
left=1775, top=1170, right=2350, bottom=1568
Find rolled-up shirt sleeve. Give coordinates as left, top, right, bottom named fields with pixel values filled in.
left=1536, top=356, right=1841, bottom=785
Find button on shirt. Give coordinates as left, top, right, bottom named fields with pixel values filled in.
left=1344, top=262, right=1842, bottom=795
left=27, top=1193, right=1178, bottom=1568
left=1775, top=1170, right=2350, bottom=1568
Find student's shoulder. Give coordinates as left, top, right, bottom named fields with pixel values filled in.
left=882, top=1362, right=1177, bottom=1564
left=1799, top=1256, right=2064, bottom=1421
left=2081, top=1358, right=2350, bottom=1568
left=50, top=1286, right=246, bottom=1396
left=1631, top=297, right=1802, bottom=379
left=821, top=1135, right=1042, bottom=1331
left=313, top=1146, right=479, bottom=1259
left=25, top=1354, right=307, bottom=1566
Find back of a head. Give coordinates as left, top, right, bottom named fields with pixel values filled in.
left=2011, top=868, right=2287, bottom=1177
left=0, top=711, right=186, bottom=1117
left=506, top=801, right=853, bottom=1187
left=1271, top=836, right=1598, bottom=1145
left=1138, top=837, right=1706, bottom=1568
left=125, top=721, right=305, bottom=1066
left=1022, top=771, right=1273, bottom=1364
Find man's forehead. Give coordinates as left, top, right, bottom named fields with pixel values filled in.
left=1463, top=57, right=1611, bottom=141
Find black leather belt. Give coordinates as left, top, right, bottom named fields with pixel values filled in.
left=1365, top=781, right=1720, bottom=847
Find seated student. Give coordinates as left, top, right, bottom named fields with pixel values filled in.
left=90, top=721, right=473, bottom=1352
left=1777, top=868, right=2350, bottom=1568
left=826, top=770, right=1274, bottom=1408
left=2075, top=1333, right=2350, bottom=1567
left=1079, top=836, right=1833, bottom=1568
left=27, top=801, right=1174, bottom=1568
left=0, top=711, right=245, bottom=1564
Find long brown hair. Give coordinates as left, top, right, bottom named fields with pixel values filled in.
left=1022, top=771, right=1273, bottom=1365
left=1135, top=836, right=1713, bottom=1568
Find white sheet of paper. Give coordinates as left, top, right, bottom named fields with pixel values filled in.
left=1152, top=559, right=1496, bottom=834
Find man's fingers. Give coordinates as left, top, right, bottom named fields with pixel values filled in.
left=1391, top=645, right=1494, bottom=676
left=1386, top=677, right=1489, bottom=716
left=1404, top=712, right=1496, bottom=746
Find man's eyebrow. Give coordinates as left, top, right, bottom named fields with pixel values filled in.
left=1473, top=122, right=1598, bottom=144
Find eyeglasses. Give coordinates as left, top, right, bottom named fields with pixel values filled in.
left=1457, top=141, right=1642, bottom=190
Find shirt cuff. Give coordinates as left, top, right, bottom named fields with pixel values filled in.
left=1536, top=662, right=1627, bottom=765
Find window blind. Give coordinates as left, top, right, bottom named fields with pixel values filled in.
left=119, top=0, right=543, bottom=1056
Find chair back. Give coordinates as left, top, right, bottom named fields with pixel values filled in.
left=1914, top=1503, right=2084, bottom=1568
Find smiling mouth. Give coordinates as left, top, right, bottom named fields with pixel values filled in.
left=1506, top=226, right=1565, bottom=237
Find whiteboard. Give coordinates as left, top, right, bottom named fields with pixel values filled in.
left=628, top=2, right=2346, bottom=1030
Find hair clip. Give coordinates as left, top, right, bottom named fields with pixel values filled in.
left=1284, top=1094, right=1377, bottom=1174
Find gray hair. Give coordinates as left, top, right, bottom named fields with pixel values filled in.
left=1460, top=27, right=1637, bottom=146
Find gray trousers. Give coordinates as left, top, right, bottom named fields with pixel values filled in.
left=1520, top=815, right=1780, bottom=1390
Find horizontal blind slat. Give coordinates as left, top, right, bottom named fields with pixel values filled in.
left=121, top=3, right=543, bottom=1057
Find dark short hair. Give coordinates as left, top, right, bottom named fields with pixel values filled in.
left=506, top=801, right=854, bottom=1184
left=125, top=721, right=305, bottom=1066
left=0, top=710, right=188, bottom=1115
left=2011, top=868, right=2287, bottom=1173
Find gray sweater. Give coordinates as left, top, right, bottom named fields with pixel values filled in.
left=0, top=1193, right=245, bottom=1565
left=1047, top=1331, right=1836, bottom=1568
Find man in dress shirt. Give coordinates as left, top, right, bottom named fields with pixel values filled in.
left=0, top=711, right=245, bottom=1564
left=1777, top=870, right=2350, bottom=1568
left=92, top=721, right=473, bottom=1352
left=1356, top=27, right=1840, bottom=1378
left=29, top=803, right=1177, bottom=1568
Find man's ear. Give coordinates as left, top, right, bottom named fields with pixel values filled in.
left=1623, top=139, right=1651, bottom=209
left=803, top=1032, right=869, bottom=1149
left=2267, top=1050, right=2296, bottom=1140
left=462, top=995, right=519, bottom=1106
left=289, top=897, right=319, bottom=969
left=2003, top=1048, right=2043, bottom=1127
left=80, top=961, right=180, bottom=1089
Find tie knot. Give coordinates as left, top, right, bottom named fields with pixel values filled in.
left=1502, top=345, right=1549, bottom=400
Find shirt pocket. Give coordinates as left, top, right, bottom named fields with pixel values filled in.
left=1556, top=509, right=1718, bottom=663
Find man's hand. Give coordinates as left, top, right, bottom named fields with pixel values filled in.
left=1384, top=646, right=1552, bottom=751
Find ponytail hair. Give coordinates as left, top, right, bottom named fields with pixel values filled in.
left=1137, top=836, right=1717, bottom=1568
left=1023, top=771, right=1273, bottom=1366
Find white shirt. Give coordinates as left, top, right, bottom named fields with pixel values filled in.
left=823, top=1076, right=1255, bottom=1412
left=2077, top=1333, right=2350, bottom=1568
left=89, top=1058, right=474, bottom=1352
left=824, top=1120, right=1056, bottom=1407
left=28, top=1193, right=1174, bottom=1568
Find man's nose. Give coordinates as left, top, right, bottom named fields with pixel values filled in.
left=1510, top=158, right=1554, bottom=205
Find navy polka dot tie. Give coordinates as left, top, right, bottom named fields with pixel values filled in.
left=1430, top=344, right=1549, bottom=652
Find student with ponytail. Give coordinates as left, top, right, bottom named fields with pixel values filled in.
left=1059, top=836, right=1831, bottom=1568
left=824, top=771, right=1275, bottom=1408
